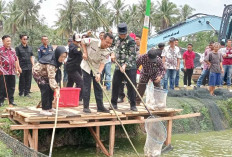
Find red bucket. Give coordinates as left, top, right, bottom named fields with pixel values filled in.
left=58, top=88, right=81, bottom=107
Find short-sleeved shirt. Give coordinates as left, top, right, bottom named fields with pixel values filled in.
left=183, top=50, right=195, bottom=69
left=205, top=51, right=223, bottom=73
left=161, top=45, right=181, bottom=69
left=221, top=47, right=232, bottom=65
left=37, top=45, right=53, bottom=60
left=136, top=54, right=165, bottom=82
left=203, top=48, right=211, bottom=70
left=66, top=43, right=82, bottom=72
left=114, top=35, right=137, bottom=70
left=16, top=44, right=33, bottom=70
left=81, top=38, right=110, bottom=75
left=0, top=46, right=17, bottom=75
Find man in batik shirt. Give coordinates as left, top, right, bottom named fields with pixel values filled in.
left=136, top=49, right=165, bottom=105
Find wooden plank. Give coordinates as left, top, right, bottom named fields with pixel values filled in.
left=28, top=131, right=34, bottom=149
left=165, top=119, right=172, bottom=146
left=24, top=115, right=127, bottom=123
left=0, top=113, right=10, bottom=118
left=11, top=113, right=200, bottom=130
left=95, top=120, right=100, bottom=149
left=88, top=127, right=110, bottom=157
left=33, top=129, right=38, bottom=151
left=24, top=129, right=29, bottom=147
left=69, top=120, right=88, bottom=125
left=109, top=119, right=116, bottom=156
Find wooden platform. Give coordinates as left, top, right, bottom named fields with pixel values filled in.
left=4, top=103, right=200, bottom=156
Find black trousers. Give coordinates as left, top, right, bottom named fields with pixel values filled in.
left=184, top=69, right=193, bottom=86
left=38, top=83, right=54, bottom=110
left=0, top=75, right=15, bottom=104
left=111, top=69, right=137, bottom=107
left=67, top=69, right=83, bottom=100
left=82, top=70, right=104, bottom=109
left=19, top=70, right=32, bottom=96
left=118, top=82, right=126, bottom=99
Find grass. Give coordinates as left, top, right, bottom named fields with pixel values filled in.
left=0, top=141, right=13, bottom=157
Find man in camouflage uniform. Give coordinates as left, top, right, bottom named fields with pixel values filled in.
left=111, top=23, right=138, bottom=111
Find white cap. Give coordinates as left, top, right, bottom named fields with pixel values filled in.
left=74, top=34, right=82, bottom=42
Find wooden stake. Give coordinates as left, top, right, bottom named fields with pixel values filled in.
left=24, top=129, right=29, bottom=147
left=109, top=125, right=115, bottom=156
left=88, top=127, right=110, bottom=156
left=33, top=129, right=38, bottom=151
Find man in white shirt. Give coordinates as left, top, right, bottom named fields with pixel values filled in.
left=161, top=37, right=181, bottom=90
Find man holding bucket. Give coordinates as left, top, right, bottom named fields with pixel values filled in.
left=136, top=49, right=166, bottom=106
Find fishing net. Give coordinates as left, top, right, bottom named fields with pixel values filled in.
left=144, top=116, right=167, bottom=157
left=0, top=130, right=48, bottom=157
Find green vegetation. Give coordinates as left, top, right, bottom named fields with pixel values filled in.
left=0, top=0, right=198, bottom=52
left=0, top=140, right=13, bottom=156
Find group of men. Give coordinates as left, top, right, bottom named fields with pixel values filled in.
left=196, top=40, right=232, bottom=90
left=1, top=21, right=231, bottom=110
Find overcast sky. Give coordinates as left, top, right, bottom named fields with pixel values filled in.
left=8, top=0, right=231, bottom=27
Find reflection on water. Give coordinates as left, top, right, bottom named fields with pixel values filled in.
left=50, top=129, right=232, bottom=157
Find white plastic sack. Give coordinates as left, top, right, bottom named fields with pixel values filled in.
left=146, top=81, right=168, bottom=110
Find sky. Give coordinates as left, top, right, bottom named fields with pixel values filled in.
left=6, top=0, right=231, bottom=27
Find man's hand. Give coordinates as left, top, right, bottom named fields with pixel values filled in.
left=184, top=67, right=186, bottom=71
left=95, top=73, right=101, bottom=82
left=221, top=69, right=224, bottom=74
left=16, top=71, right=20, bottom=77
left=154, top=76, right=162, bottom=83
left=83, top=53, right=88, bottom=60
left=176, top=66, right=179, bottom=71
left=120, top=64, right=126, bottom=73
left=18, top=67, right=22, bottom=73
left=87, top=30, right=92, bottom=36
left=111, top=53, right=115, bottom=62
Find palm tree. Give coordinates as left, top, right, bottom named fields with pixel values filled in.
left=12, top=0, right=40, bottom=29
left=179, top=4, right=195, bottom=21
left=153, top=0, right=179, bottom=30
left=84, top=0, right=110, bottom=32
left=56, top=0, right=86, bottom=37
left=0, top=0, right=7, bottom=32
left=110, top=0, right=128, bottom=26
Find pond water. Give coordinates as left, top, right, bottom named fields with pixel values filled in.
left=49, top=129, right=232, bottom=157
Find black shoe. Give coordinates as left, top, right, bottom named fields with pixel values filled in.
left=130, top=106, right=138, bottom=111
left=109, top=105, right=118, bottom=110
left=24, top=94, right=31, bottom=97
left=19, top=93, right=23, bottom=97
left=83, top=108, right=91, bottom=113
left=117, top=98, right=124, bottom=103
left=10, top=103, right=17, bottom=106
left=97, top=107, right=110, bottom=113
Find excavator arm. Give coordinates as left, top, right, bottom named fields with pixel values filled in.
left=147, top=15, right=222, bottom=49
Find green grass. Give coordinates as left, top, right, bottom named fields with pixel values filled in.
left=0, top=141, right=13, bottom=157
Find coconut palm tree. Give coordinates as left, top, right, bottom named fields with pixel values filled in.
left=12, top=0, right=40, bottom=29
left=179, top=4, right=195, bottom=21
left=153, top=0, right=179, bottom=30
left=84, top=0, right=110, bottom=32
left=0, top=0, right=7, bottom=32
left=110, top=0, right=128, bottom=26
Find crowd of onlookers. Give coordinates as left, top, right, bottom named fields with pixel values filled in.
left=0, top=22, right=231, bottom=115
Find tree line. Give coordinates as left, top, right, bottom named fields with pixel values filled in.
left=0, top=0, right=216, bottom=53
